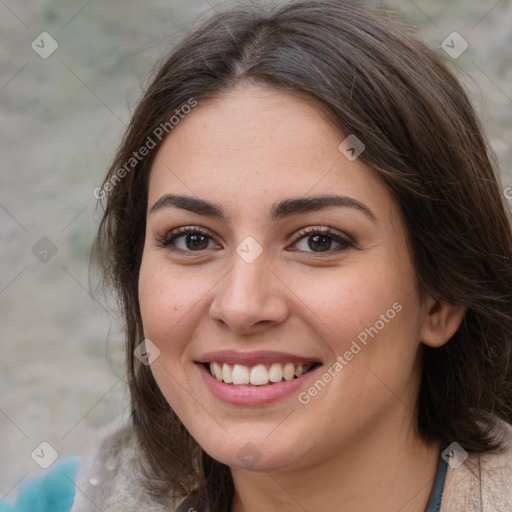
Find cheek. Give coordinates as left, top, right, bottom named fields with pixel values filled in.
left=294, top=263, right=408, bottom=345
left=138, top=254, right=206, bottom=344
left=293, top=256, right=422, bottom=386
left=137, top=255, right=205, bottom=412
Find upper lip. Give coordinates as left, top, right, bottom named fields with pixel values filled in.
left=195, top=350, right=322, bottom=366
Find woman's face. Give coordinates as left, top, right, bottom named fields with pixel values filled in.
left=138, top=84, right=430, bottom=471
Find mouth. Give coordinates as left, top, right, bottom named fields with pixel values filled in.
left=194, top=350, right=324, bottom=405
left=203, top=361, right=321, bottom=386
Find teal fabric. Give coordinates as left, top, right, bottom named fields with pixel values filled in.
left=0, top=457, right=81, bottom=512
left=425, top=456, right=448, bottom=512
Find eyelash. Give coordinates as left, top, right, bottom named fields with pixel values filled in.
left=158, top=225, right=354, bottom=256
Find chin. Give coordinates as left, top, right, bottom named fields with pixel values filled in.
left=195, top=431, right=308, bottom=472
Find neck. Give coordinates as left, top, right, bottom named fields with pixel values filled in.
left=229, top=410, right=441, bottom=512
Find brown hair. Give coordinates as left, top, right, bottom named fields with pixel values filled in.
left=91, top=0, right=512, bottom=509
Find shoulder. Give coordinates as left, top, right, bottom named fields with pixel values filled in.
left=478, top=420, right=512, bottom=510
left=71, top=425, right=182, bottom=512
left=440, top=418, right=512, bottom=512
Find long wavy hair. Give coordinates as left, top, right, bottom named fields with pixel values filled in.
left=91, top=1, right=512, bottom=510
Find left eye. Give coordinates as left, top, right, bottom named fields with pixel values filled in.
left=291, top=228, right=353, bottom=253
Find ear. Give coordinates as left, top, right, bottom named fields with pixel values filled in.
left=420, top=296, right=466, bottom=348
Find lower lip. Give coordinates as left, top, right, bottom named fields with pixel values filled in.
left=196, top=363, right=322, bottom=406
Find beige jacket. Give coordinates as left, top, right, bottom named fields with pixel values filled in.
left=71, top=420, right=512, bottom=511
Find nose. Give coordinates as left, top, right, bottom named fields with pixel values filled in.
left=208, top=249, right=289, bottom=336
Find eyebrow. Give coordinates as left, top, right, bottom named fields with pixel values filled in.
left=150, top=194, right=376, bottom=221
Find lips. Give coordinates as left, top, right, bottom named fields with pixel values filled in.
left=194, top=350, right=322, bottom=405
left=195, top=349, right=322, bottom=366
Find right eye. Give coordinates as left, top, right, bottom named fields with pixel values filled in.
left=160, top=227, right=221, bottom=252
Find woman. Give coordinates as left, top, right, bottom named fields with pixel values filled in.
left=71, top=0, right=512, bottom=511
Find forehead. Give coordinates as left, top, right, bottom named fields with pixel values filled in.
left=148, top=84, right=395, bottom=222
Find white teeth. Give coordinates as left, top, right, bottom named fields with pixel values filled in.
left=209, top=362, right=315, bottom=385
left=268, top=363, right=283, bottom=383
left=232, top=364, right=250, bottom=385
left=283, top=363, right=295, bottom=381
left=250, top=364, right=269, bottom=385
left=222, top=363, right=233, bottom=384
left=210, top=362, right=223, bottom=381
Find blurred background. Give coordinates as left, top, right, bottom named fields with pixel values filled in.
left=1, top=0, right=511, bottom=500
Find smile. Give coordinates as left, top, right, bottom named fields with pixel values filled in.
left=206, top=361, right=318, bottom=386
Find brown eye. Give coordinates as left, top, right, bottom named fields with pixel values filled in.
left=162, top=228, right=219, bottom=252
left=308, top=234, right=332, bottom=252
left=291, top=227, right=353, bottom=254
left=181, top=233, right=210, bottom=250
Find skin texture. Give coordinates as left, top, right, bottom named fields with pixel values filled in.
left=138, top=84, right=465, bottom=512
